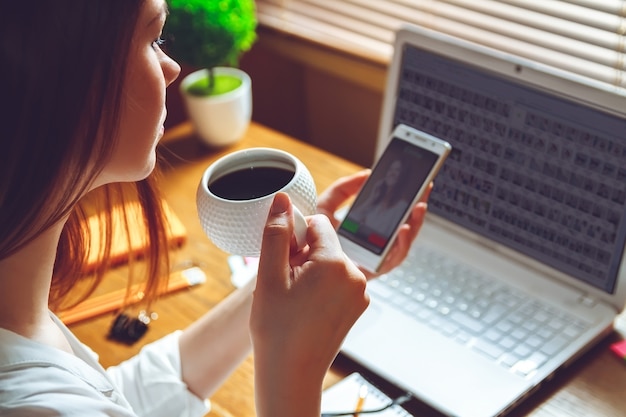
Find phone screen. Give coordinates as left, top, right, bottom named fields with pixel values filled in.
left=338, top=136, right=440, bottom=254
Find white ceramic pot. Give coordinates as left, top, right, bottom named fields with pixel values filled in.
left=180, top=67, right=252, bottom=147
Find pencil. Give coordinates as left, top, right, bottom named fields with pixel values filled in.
left=353, top=384, right=368, bottom=416
left=58, top=267, right=205, bottom=325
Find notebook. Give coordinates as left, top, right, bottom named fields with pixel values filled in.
left=340, top=24, right=626, bottom=417
left=321, top=372, right=413, bottom=417
left=83, top=199, right=187, bottom=273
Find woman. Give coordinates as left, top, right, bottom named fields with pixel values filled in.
left=0, top=1, right=428, bottom=416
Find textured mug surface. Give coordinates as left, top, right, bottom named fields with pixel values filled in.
left=196, top=148, right=317, bottom=256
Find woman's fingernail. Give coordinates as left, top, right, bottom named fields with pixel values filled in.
left=271, top=193, right=290, bottom=214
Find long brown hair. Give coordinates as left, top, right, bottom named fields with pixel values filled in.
left=0, top=1, right=171, bottom=309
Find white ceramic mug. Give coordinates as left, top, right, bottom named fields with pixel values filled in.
left=196, top=148, right=317, bottom=256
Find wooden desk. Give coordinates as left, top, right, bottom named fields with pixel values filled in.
left=69, top=122, right=626, bottom=417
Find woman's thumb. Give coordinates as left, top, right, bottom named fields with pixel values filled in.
left=256, top=193, right=293, bottom=290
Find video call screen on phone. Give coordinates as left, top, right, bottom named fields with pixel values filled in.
left=338, top=137, right=439, bottom=254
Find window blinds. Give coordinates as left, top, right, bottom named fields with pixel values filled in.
left=255, top=0, right=626, bottom=90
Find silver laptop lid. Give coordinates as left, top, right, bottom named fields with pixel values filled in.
left=377, top=24, right=626, bottom=311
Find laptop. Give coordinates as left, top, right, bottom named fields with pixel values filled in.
left=340, top=24, right=626, bottom=417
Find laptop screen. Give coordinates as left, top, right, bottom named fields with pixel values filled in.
left=392, top=44, right=626, bottom=294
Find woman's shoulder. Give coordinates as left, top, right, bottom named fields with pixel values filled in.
left=0, top=327, right=136, bottom=416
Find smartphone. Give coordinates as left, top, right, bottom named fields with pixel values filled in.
left=337, top=124, right=451, bottom=272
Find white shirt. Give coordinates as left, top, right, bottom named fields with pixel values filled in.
left=0, top=314, right=210, bottom=417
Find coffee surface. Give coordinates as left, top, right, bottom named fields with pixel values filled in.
left=209, top=166, right=294, bottom=200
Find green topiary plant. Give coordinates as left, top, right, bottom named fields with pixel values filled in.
left=165, top=0, right=257, bottom=96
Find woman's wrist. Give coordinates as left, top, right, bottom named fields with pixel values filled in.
left=253, top=352, right=325, bottom=417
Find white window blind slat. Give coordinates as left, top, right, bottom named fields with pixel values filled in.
left=442, top=0, right=620, bottom=49
left=256, top=0, right=626, bottom=89
left=256, top=3, right=392, bottom=61
left=566, top=0, right=626, bottom=15
left=497, top=0, right=626, bottom=30
left=360, top=0, right=619, bottom=68
left=283, top=0, right=395, bottom=44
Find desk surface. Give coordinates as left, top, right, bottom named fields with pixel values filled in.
left=69, top=122, right=626, bottom=417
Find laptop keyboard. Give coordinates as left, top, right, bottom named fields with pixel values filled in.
left=370, top=245, right=590, bottom=377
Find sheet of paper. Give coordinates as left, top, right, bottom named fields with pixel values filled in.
left=321, top=373, right=414, bottom=417
left=228, top=256, right=258, bottom=288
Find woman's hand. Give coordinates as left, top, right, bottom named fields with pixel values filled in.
left=316, top=170, right=432, bottom=277
left=251, top=192, right=369, bottom=417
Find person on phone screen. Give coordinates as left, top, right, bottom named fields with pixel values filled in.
left=0, top=2, right=430, bottom=416
left=350, top=159, right=410, bottom=237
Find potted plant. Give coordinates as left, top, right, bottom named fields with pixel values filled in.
left=165, top=0, right=257, bottom=147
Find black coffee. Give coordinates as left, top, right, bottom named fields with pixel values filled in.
left=209, top=166, right=295, bottom=200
